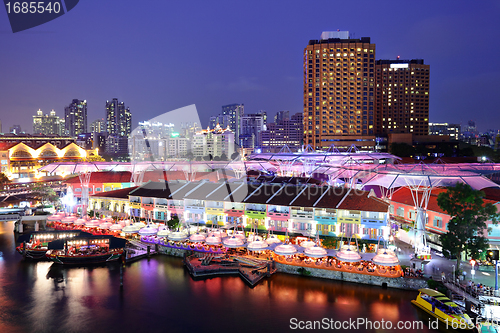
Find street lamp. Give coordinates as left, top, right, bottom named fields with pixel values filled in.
left=470, top=259, right=476, bottom=283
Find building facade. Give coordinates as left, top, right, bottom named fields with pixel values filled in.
left=106, top=98, right=132, bottom=138
left=192, top=125, right=235, bottom=158
left=239, top=112, right=266, bottom=149
left=90, top=118, right=106, bottom=133
left=429, top=123, right=460, bottom=140
left=221, top=104, right=244, bottom=142
left=304, top=31, right=376, bottom=150
left=65, top=99, right=87, bottom=137
left=375, top=59, right=430, bottom=136
left=260, top=112, right=303, bottom=152
left=33, top=109, right=64, bottom=135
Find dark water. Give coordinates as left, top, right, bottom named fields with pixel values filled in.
left=0, top=222, right=439, bottom=333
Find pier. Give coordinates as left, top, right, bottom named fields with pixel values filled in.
left=183, top=253, right=277, bottom=287
left=125, top=239, right=157, bottom=263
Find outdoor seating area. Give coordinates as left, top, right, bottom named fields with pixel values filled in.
left=273, top=254, right=403, bottom=278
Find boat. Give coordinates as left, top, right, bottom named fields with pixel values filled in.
left=411, top=288, right=475, bottom=330
left=45, top=234, right=126, bottom=265
left=16, top=230, right=92, bottom=260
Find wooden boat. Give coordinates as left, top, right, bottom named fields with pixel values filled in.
left=411, top=288, right=475, bottom=330
left=16, top=230, right=91, bottom=259
left=45, top=235, right=126, bottom=265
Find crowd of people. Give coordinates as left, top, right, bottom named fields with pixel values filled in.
left=403, top=267, right=424, bottom=278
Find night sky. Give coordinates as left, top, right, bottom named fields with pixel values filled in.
left=1, top=0, right=499, bottom=133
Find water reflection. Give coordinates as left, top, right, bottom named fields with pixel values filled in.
left=0, top=221, right=438, bottom=333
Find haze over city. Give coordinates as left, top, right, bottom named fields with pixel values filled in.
left=1, top=0, right=499, bottom=132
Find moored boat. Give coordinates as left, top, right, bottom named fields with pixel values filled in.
left=16, top=230, right=92, bottom=260
left=411, top=288, right=475, bottom=330
left=45, top=235, right=126, bottom=265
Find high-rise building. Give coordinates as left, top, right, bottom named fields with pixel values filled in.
left=304, top=31, right=376, bottom=149
left=260, top=112, right=303, bottom=152
left=239, top=112, right=266, bottom=149
left=429, top=123, right=460, bottom=140
left=33, top=109, right=62, bottom=135
left=375, top=59, right=430, bottom=136
left=192, top=124, right=235, bottom=158
left=274, top=111, right=289, bottom=125
left=90, top=118, right=106, bottom=133
left=106, top=98, right=132, bottom=138
left=209, top=114, right=230, bottom=129
left=221, top=104, right=244, bottom=141
left=65, top=99, right=87, bottom=137
left=10, top=124, right=22, bottom=135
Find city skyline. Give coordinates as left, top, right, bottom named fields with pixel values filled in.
left=1, top=1, right=499, bottom=134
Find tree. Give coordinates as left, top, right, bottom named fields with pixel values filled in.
left=220, top=153, right=228, bottom=161
left=167, top=215, right=180, bottom=230
left=0, top=172, right=10, bottom=190
left=32, top=182, right=60, bottom=208
left=437, top=183, right=499, bottom=271
left=231, top=152, right=240, bottom=160
left=185, top=151, right=194, bottom=160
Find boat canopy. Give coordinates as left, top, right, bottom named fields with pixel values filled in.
left=47, top=235, right=126, bottom=250
left=418, top=288, right=446, bottom=297
left=16, top=230, right=92, bottom=243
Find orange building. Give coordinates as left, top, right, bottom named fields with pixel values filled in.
left=303, top=31, right=376, bottom=150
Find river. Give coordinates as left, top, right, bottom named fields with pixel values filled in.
left=0, top=221, right=440, bottom=333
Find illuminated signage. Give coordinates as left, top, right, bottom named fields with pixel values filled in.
left=390, top=63, right=409, bottom=69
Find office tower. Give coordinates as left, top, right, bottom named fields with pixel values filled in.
left=209, top=114, right=230, bottom=129
left=375, top=59, right=430, bottom=136
left=90, top=118, right=106, bottom=133
left=106, top=98, right=132, bottom=138
left=274, top=111, right=289, bottom=124
left=10, top=124, right=21, bottom=134
left=239, top=112, right=266, bottom=149
left=192, top=125, right=235, bottom=158
left=221, top=104, right=244, bottom=141
left=429, top=123, right=460, bottom=140
left=304, top=31, right=376, bottom=149
left=260, top=112, right=303, bottom=152
left=33, top=109, right=62, bottom=135
left=65, top=99, right=87, bottom=137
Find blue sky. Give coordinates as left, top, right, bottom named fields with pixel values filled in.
left=1, top=0, right=499, bottom=133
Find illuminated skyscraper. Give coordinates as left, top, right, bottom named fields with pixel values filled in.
left=375, top=59, right=430, bottom=136
left=33, top=109, right=63, bottom=135
left=64, top=99, right=87, bottom=137
left=106, top=98, right=132, bottom=138
left=221, top=103, right=244, bottom=141
left=304, top=31, right=376, bottom=149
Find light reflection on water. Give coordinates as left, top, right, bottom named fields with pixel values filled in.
left=0, top=222, right=439, bottom=333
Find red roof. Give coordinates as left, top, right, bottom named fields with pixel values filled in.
left=65, top=171, right=132, bottom=184
left=91, top=186, right=138, bottom=198
left=391, top=187, right=498, bottom=215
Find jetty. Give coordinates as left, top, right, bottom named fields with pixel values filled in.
left=183, top=253, right=277, bottom=287
left=125, top=239, right=157, bottom=263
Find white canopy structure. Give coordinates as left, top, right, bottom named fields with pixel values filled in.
left=168, top=231, right=188, bottom=241
left=336, top=245, right=362, bottom=263
left=274, top=244, right=298, bottom=256
left=222, top=236, right=246, bottom=248
left=304, top=246, right=328, bottom=258
left=372, top=249, right=399, bottom=267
